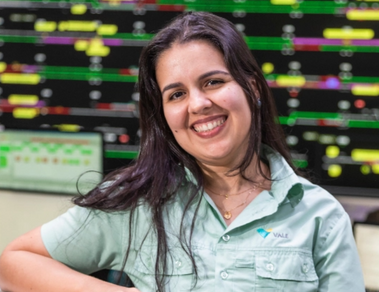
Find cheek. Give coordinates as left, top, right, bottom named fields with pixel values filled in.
left=163, top=105, right=187, bottom=131
left=221, top=88, right=249, bottom=111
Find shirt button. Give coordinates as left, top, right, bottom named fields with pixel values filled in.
left=175, top=260, right=182, bottom=268
left=266, top=263, right=274, bottom=271
left=302, top=263, right=309, bottom=273
left=222, top=234, right=230, bottom=242
left=220, top=271, right=229, bottom=279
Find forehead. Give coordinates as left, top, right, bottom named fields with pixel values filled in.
left=155, top=40, right=227, bottom=82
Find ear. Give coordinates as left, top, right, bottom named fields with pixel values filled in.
left=250, top=78, right=261, bottom=108
left=249, top=78, right=259, bottom=95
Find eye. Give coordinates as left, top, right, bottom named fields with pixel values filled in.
left=169, top=91, right=185, bottom=101
left=205, top=79, right=224, bottom=87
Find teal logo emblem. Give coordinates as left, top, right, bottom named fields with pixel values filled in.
left=257, top=228, right=272, bottom=238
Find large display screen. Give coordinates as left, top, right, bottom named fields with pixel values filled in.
left=0, top=128, right=103, bottom=194
left=0, top=0, right=378, bottom=196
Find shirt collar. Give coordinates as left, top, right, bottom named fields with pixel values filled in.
left=262, top=144, right=304, bottom=208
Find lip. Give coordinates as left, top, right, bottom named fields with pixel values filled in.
left=191, top=115, right=228, bottom=138
left=191, top=115, right=227, bottom=128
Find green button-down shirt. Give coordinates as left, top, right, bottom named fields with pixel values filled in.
left=42, top=145, right=365, bottom=292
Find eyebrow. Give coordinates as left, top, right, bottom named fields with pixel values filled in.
left=161, top=70, right=230, bottom=95
left=161, top=82, right=183, bottom=96
left=199, top=70, right=230, bottom=80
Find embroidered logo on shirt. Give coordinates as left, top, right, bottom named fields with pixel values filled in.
left=257, top=228, right=289, bottom=239
left=257, top=228, right=272, bottom=238
left=273, top=232, right=289, bottom=239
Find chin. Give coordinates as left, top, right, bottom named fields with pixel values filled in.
left=197, top=151, right=236, bottom=164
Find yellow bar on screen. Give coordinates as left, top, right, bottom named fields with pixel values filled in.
left=0, top=62, right=6, bottom=73
left=86, top=39, right=110, bottom=57
left=9, top=95, right=39, bottom=105
left=271, top=0, right=296, bottom=5
left=86, top=46, right=110, bottom=57
left=347, top=10, right=379, bottom=20
left=58, top=21, right=97, bottom=32
left=54, top=124, right=81, bottom=132
left=276, top=75, right=306, bottom=87
left=71, top=4, right=87, bottom=15
left=352, top=149, right=379, bottom=162
left=97, top=24, right=118, bottom=35
left=351, top=85, right=379, bottom=96
left=35, top=21, right=57, bottom=32
left=13, top=108, right=39, bottom=119
left=74, top=40, right=89, bottom=51
left=1, top=73, right=40, bottom=84
left=323, top=28, right=374, bottom=39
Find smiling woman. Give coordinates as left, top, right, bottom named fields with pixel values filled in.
left=157, top=41, right=252, bottom=168
left=0, top=12, right=365, bottom=292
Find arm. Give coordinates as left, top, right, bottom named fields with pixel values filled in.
left=315, top=212, right=365, bottom=292
left=0, top=227, right=140, bottom=292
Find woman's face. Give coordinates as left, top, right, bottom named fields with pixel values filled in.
left=156, top=40, right=252, bottom=168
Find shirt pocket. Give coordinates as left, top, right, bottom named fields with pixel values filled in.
left=255, top=249, right=319, bottom=292
left=134, top=246, right=194, bottom=291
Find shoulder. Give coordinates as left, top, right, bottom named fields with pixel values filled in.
left=298, top=176, right=344, bottom=214
left=296, top=177, right=350, bottom=242
left=41, top=206, right=129, bottom=244
left=42, top=201, right=153, bottom=243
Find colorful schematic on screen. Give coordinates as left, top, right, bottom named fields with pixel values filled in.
left=0, top=0, right=378, bottom=195
left=0, top=129, right=103, bottom=194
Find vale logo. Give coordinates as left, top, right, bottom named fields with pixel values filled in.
left=257, top=228, right=289, bottom=239
left=257, top=228, right=272, bottom=238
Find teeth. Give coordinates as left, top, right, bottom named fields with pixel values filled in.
left=193, top=118, right=225, bottom=133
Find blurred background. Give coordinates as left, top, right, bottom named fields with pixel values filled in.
left=0, top=0, right=379, bottom=289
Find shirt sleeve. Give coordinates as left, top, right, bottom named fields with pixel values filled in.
left=41, top=206, right=127, bottom=274
left=315, top=211, right=365, bottom=292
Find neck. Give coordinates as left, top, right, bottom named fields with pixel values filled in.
left=200, top=155, right=270, bottom=195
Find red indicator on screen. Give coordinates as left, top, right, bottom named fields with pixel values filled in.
left=97, top=103, right=111, bottom=110
left=119, top=69, right=133, bottom=75
left=0, top=104, right=16, bottom=112
left=354, top=99, right=366, bottom=109
left=139, top=0, right=157, bottom=3
left=289, top=90, right=299, bottom=98
left=158, top=5, right=186, bottom=11
left=119, top=134, right=130, bottom=144
left=47, top=107, right=70, bottom=115
left=317, top=119, right=342, bottom=127
left=294, top=44, right=320, bottom=52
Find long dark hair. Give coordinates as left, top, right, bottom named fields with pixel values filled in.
left=74, top=11, right=298, bottom=291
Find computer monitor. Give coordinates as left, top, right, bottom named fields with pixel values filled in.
left=1, top=1, right=379, bottom=197
left=354, top=221, right=379, bottom=291
left=0, top=128, right=103, bottom=195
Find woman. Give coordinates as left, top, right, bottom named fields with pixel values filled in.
left=0, top=12, right=364, bottom=292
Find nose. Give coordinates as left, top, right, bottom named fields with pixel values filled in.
left=188, top=89, right=213, bottom=114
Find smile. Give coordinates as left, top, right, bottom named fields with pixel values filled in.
left=193, top=117, right=226, bottom=133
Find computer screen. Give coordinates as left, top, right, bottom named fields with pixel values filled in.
left=0, top=129, right=103, bottom=194
left=354, top=222, right=379, bottom=290
left=0, top=0, right=378, bottom=196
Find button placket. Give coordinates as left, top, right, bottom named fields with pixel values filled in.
left=222, top=234, right=230, bottom=242
left=220, top=271, right=229, bottom=279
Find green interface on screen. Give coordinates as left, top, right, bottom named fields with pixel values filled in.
left=0, top=130, right=103, bottom=195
